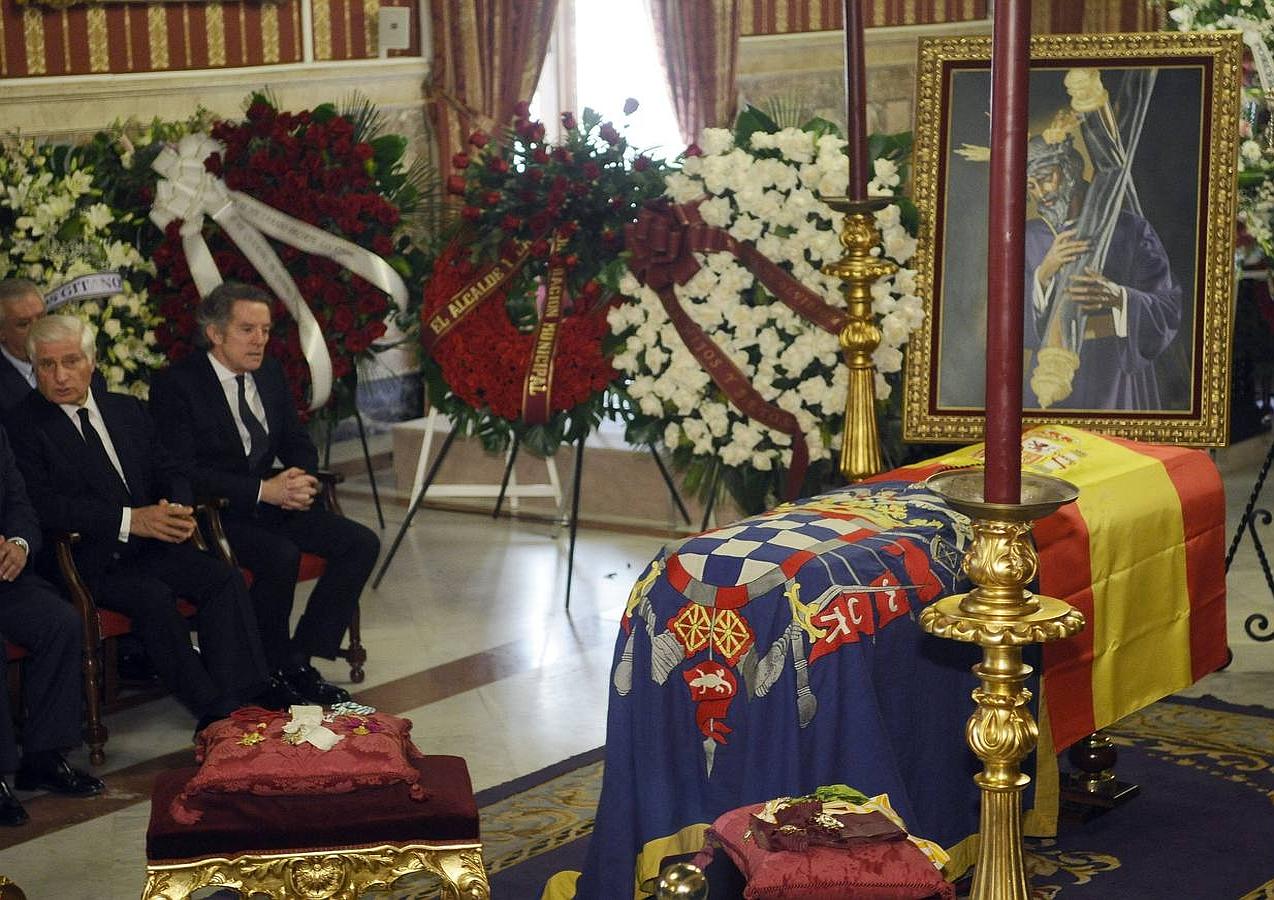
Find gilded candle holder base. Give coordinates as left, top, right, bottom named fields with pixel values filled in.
left=821, top=196, right=896, bottom=483
left=919, top=469, right=1086, bottom=900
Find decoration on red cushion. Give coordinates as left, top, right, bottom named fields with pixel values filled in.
left=170, top=708, right=426, bottom=825
left=698, top=799, right=955, bottom=900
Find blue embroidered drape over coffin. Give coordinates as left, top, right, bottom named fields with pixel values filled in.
left=573, top=479, right=1010, bottom=899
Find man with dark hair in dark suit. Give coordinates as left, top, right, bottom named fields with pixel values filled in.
left=0, top=421, right=102, bottom=826
left=0, top=279, right=45, bottom=413
left=148, top=282, right=379, bottom=705
left=9, top=314, right=289, bottom=734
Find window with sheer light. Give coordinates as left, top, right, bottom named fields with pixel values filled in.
left=531, top=0, right=685, bottom=158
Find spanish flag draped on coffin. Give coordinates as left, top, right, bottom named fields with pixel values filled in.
left=546, top=426, right=1226, bottom=899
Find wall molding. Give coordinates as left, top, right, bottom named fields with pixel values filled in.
left=0, top=57, right=429, bottom=140
left=739, top=19, right=991, bottom=76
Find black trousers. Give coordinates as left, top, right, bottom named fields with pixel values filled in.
left=0, top=572, right=82, bottom=773
left=93, top=542, right=270, bottom=718
left=223, top=506, right=379, bottom=670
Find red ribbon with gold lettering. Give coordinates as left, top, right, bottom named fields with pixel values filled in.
left=521, top=239, right=569, bottom=425
left=423, top=232, right=575, bottom=426
left=625, top=200, right=854, bottom=500
left=421, top=239, right=530, bottom=353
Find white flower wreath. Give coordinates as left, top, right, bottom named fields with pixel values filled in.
left=608, top=123, right=923, bottom=477
left=0, top=138, right=165, bottom=396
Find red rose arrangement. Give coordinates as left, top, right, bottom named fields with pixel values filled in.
left=150, top=94, right=430, bottom=417
left=422, top=100, right=667, bottom=455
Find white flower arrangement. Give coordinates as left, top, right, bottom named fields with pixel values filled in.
left=609, top=119, right=922, bottom=486
left=1169, top=2, right=1274, bottom=257
left=0, top=137, right=165, bottom=396
left=1168, top=0, right=1274, bottom=35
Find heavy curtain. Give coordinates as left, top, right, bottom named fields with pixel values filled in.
left=648, top=0, right=741, bottom=145
left=427, top=0, right=559, bottom=170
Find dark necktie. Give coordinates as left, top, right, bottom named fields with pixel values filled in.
left=77, top=408, right=131, bottom=505
left=236, top=374, right=270, bottom=471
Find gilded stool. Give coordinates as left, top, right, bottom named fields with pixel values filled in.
left=142, top=755, right=489, bottom=899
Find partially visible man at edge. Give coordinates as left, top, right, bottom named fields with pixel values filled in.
left=0, top=279, right=45, bottom=413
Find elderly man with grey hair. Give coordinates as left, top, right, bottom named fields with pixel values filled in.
left=5, top=315, right=300, bottom=738
left=0, top=279, right=45, bottom=412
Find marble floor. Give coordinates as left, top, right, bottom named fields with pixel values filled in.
left=1, top=431, right=1273, bottom=898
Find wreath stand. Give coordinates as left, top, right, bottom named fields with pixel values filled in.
left=373, top=410, right=693, bottom=607
left=1225, top=432, right=1274, bottom=642
left=322, top=405, right=386, bottom=530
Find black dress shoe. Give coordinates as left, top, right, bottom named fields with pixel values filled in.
left=254, top=675, right=308, bottom=711
left=281, top=665, right=351, bottom=706
left=117, top=650, right=160, bottom=684
left=0, top=781, right=28, bottom=827
left=14, top=754, right=104, bottom=796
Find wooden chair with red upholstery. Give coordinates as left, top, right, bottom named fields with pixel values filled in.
left=50, top=528, right=202, bottom=765
left=200, top=470, right=367, bottom=684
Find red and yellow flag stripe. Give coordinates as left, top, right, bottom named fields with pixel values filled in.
left=905, top=426, right=1228, bottom=750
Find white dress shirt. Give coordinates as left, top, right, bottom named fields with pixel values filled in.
left=59, top=392, right=132, bottom=541
left=207, top=352, right=271, bottom=505
left=1, top=346, right=35, bottom=387
left=207, top=351, right=271, bottom=458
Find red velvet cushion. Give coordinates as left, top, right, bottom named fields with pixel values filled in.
left=97, top=608, right=133, bottom=639
left=705, top=803, right=955, bottom=900
left=240, top=554, right=324, bottom=588
left=98, top=601, right=197, bottom=640
left=297, top=553, right=326, bottom=582
left=147, top=755, right=479, bottom=861
left=170, top=708, right=425, bottom=824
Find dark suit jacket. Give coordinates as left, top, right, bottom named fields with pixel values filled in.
left=148, top=353, right=318, bottom=516
left=7, top=385, right=193, bottom=582
left=0, top=356, right=33, bottom=414
left=0, top=425, right=42, bottom=559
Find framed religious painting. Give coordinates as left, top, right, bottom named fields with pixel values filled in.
left=904, top=31, right=1243, bottom=446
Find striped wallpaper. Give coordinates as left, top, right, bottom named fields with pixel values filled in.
left=0, top=0, right=420, bottom=78
left=741, top=0, right=987, bottom=33
left=0, top=0, right=1173, bottom=79
left=740, top=0, right=1164, bottom=35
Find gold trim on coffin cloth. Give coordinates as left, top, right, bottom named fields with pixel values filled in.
left=142, top=841, right=490, bottom=900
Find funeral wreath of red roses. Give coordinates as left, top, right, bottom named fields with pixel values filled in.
left=421, top=102, right=667, bottom=454
left=150, top=97, right=419, bottom=417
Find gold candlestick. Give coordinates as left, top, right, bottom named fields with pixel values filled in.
left=919, top=469, right=1086, bottom=900
left=822, top=196, right=896, bottom=482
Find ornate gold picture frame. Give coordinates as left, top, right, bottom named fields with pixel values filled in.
left=904, top=31, right=1242, bottom=446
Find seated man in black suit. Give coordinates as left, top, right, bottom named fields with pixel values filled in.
left=0, top=422, right=102, bottom=826
left=9, top=315, right=290, bottom=733
left=0, top=279, right=44, bottom=413
left=148, top=283, right=379, bottom=705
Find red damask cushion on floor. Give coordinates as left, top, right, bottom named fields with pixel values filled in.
left=169, top=707, right=426, bottom=824
left=147, top=756, right=479, bottom=861
left=699, top=801, right=955, bottom=900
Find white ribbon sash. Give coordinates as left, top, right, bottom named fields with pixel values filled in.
left=44, top=272, right=125, bottom=311
left=149, top=133, right=408, bottom=411
left=1234, top=18, right=1274, bottom=99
